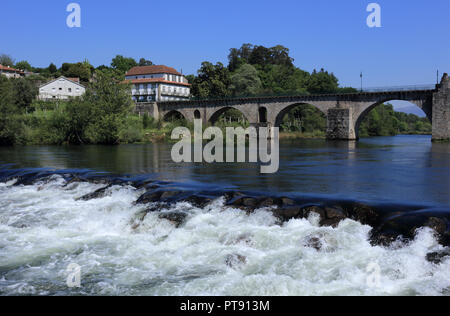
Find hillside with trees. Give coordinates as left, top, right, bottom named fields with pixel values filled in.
left=188, top=44, right=356, bottom=99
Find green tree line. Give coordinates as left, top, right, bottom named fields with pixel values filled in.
left=188, top=43, right=357, bottom=99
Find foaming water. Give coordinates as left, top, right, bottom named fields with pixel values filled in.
left=0, top=176, right=449, bottom=296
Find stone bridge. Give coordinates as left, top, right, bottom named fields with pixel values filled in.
left=135, top=74, right=450, bottom=141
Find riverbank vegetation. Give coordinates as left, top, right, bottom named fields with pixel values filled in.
left=0, top=47, right=432, bottom=146
left=358, top=103, right=431, bottom=137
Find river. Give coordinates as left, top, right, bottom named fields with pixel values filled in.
left=0, top=135, right=449, bottom=295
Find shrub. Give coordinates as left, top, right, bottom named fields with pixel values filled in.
left=120, top=116, right=143, bottom=143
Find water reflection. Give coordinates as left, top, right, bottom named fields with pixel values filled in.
left=0, top=135, right=450, bottom=206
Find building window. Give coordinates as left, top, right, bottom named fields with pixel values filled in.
left=68, top=88, right=72, bottom=92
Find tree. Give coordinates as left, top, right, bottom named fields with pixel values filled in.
left=270, top=45, right=294, bottom=67
left=96, top=65, right=110, bottom=71
left=12, top=78, right=38, bottom=111
left=228, top=43, right=254, bottom=71
left=258, top=64, right=309, bottom=95
left=229, top=64, right=262, bottom=96
left=82, top=69, right=134, bottom=144
left=228, top=44, right=294, bottom=70
left=249, top=46, right=272, bottom=67
left=111, top=55, right=138, bottom=74
left=15, top=61, right=32, bottom=72
left=62, top=62, right=91, bottom=82
left=61, top=63, right=71, bottom=73
left=48, top=63, right=58, bottom=74
left=0, top=54, right=15, bottom=67
left=306, top=69, right=339, bottom=94
left=185, top=74, right=195, bottom=84
left=139, top=58, right=153, bottom=66
left=191, top=62, right=231, bottom=98
left=0, top=77, right=22, bottom=145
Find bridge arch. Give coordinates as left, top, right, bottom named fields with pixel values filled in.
left=274, top=103, right=327, bottom=129
left=163, top=110, right=187, bottom=122
left=208, top=107, right=250, bottom=125
left=194, top=109, right=201, bottom=119
left=354, top=99, right=432, bottom=139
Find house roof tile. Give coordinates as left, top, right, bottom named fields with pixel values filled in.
left=126, top=65, right=182, bottom=76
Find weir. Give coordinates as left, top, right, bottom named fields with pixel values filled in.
left=135, top=74, right=450, bottom=141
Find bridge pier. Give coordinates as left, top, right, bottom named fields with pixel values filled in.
left=432, top=73, right=450, bottom=142
left=326, top=108, right=357, bottom=140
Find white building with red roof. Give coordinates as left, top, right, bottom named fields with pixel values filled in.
left=0, top=64, right=25, bottom=79
left=125, top=65, right=190, bottom=102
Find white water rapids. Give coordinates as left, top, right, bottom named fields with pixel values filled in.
left=0, top=175, right=449, bottom=296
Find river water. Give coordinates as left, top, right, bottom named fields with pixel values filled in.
left=0, top=135, right=449, bottom=295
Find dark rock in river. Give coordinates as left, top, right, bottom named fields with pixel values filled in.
left=321, top=206, right=347, bottom=227
left=272, top=206, right=303, bottom=222
left=225, top=254, right=247, bottom=268
left=258, top=197, right=276, bottom=208
left=224, top=191, right=244, bottom=202
left=160, top=191, right=183, bottom=201
left=349, top=203, right=380, bottom=227
left=184, top=195, right=213, bottom=208
left=77, top=185, right=112, bottom=201
left=303, top=235, right=323, bottom=251
left=426, top=249, right=450, bottom=264
left=303, top=232, right=337, bottom=252
left=136, top=191, right=164, bottom=204
left=369, top=210, right=450, bottom=247
left=370, top=230, right=404, bottom=247
left=159, top=212, right=188, bottom=228
left=303, top=206, right=326, bottom=221
left=280, top=197, right=295, bottom=207
left=424, top=217, right=447, bottom=236
left=230, top=196, right=258, bottom=210
left=442, top=231, right=450, bottom=247
left=273, top=204, right=348, bottom=227
left=220, top=233, right=254, bottom=246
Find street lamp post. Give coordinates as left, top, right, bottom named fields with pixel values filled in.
left=360, top=72, right=363, bottom=92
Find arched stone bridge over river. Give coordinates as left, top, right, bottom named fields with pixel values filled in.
left=136, top=74, right=450, bottom=141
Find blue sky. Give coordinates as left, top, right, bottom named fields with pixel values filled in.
left=2, top=0, right=449, bottom=93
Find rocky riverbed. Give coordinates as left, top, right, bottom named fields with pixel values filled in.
left=0, top=167, right=449, bottom=295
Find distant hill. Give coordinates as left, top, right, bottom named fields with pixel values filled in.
left=395, top=105, right=426, bottom=117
